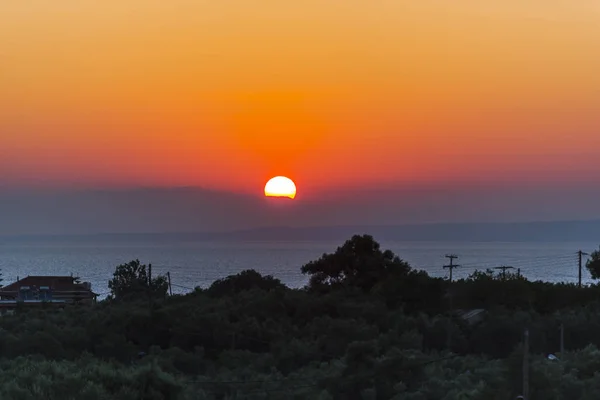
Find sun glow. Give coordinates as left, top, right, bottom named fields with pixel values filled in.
left=264, top=176, right=297, bottom=199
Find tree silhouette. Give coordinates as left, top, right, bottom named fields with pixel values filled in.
left=207, top=269, right=285, bottom=297
left=586, top=247, right=600, bottom=279
left=301, top=234, right=411, bottom=291
left=108, top=259, right=168, bottom=301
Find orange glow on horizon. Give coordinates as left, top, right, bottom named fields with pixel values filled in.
left=1, top=1, right=600, bottom=193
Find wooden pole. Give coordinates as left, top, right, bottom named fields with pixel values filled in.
left=523, top=328, right=529, bottom=399
left=578, top=250, right=588, bottom=288
left=443, top=255, right=459, bottom=350
left=560, top=324, right=564, bottom=355
left=494, top=265, right=514, bottom=280
left=443, top=254, right=460, bottom=282
left=579, top=251, right=583, bottom=288
left=147, top=263, right=152, bottom=310
left=167, top=272, right=173, bottom=296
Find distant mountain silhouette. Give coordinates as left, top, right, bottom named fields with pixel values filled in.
left=216, top=220, right=600, bottom=242
left=3, top=220, right=600, bottom=243
left=1, top=185, right=600, bottom=240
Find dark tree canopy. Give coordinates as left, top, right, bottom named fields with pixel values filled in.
left=586, top=247, right=600, bottom=280
left=108, top=259, right=168, bottom=301
left=2, top=235, right=600, bottom=398
left=301, top=234, right=411, bottom=291
left=206, top=269, right=285, bottom=297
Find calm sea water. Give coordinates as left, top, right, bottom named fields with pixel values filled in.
left=0, top=240, right=598, bottom=299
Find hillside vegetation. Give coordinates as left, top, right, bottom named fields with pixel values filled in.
left=3, top=235, right=600, bottom=399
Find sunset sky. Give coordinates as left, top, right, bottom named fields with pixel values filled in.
left=2, top=1, right=600, bottom=232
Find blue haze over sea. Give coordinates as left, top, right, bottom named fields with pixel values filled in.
left=0, top=239, right=597, bottom=299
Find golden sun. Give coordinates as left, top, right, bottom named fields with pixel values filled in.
left=264, top=176, right=297, bottom=199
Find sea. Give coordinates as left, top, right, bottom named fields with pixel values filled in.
left=0, top=239, right=598, bottom=299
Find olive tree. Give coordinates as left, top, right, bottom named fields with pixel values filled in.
left=108, top=259, right=168, bottom=301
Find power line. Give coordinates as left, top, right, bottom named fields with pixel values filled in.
left=20, top=249, right=589, bottom=298
left=459, top=254, right=575, bottom=268
left=451, top=253, right=574, bottom=264
left=170, top=283, right=195, bottom=291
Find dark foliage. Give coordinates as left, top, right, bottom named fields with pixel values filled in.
left=5, top=236, right=600, bottom=399
left=301, top=234, right=411, bottom=292
left=206, top=269, right=286, bottom=297
left=108, top=259, right=168, bottom=301
left=586, top=247, right=600, bottom=280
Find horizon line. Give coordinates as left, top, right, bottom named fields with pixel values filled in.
left=2, top=218, right=600, bottom=240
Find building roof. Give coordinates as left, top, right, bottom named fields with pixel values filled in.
left=0, top=276, right=97, bottom=296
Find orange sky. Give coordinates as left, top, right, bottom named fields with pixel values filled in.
left=2, top=1, right=600, bottom=198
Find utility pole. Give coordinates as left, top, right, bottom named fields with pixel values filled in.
left=443, top=254, right=460, bottom=282
left=560, top=323, right=564, bottom=355
left=494, top=265, right=514, bottom=280
left=523, top=328, right=529, bottom=400
left=443, top=254, right=459, bottom=350
left=517, top=268, right=521, bottom=279
left=167, top=272, right=173, bottom=296
left=578, top=250, right=588, bottom=288
left=148, top=263, right=153, bottom=311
